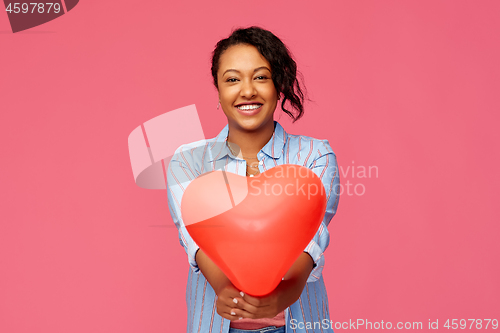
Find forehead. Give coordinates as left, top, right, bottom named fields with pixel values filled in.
left=218, top=44, right=271, bottom=73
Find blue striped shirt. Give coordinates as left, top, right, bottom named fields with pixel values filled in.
left=167, top=121, right=340, bottom=333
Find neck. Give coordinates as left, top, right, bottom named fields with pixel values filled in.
left=226, top=120, right=275, bottom=157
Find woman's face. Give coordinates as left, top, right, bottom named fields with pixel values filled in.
left=217, top=44, right=278, bottom=132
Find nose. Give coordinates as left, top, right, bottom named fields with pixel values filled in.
left=240, top=78, right=257, bottom=99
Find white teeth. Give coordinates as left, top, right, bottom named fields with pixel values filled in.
left=237, top=104, right=262, bottom=110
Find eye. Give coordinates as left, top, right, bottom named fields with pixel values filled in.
left=226, top=78, right=238, bottom=83
left=255, top=75, right=268, bottom=80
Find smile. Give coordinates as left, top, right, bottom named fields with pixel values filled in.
left=235, top=104, right=263, bottom=116
left=236, top=104, right=262, bottom=110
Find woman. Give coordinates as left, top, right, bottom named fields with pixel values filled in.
left=167, top=26, right=340, bottom=333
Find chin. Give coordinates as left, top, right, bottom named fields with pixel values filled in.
left=236, top=117, right=271, bottom=131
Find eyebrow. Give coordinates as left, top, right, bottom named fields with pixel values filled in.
left=222, top=66, right=271, bottom=76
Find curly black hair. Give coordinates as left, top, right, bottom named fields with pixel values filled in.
left=211, top=26, right=307, bottom=122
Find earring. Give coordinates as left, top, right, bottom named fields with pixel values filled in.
left=217, top=101, right=220, bottom=109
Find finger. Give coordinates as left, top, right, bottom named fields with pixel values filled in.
left=241, top=293, right=268, bottom=307
left=231, top=296, right=265, bottom=313
left=228, top=309, right=244, bottom=321
left=230, top=307, right=254, bottom=319
left=231, top=307, right=273, bottom=320
left=218, top=307, right=239, bottom=321
left=219, top=289, right=247, bottom=308
left=239, top=292, right=276, bottom=311
left=235, top=307, right=279, bottom=320
left=219, top=312, right=235, bottom=321
left=222, top=295, right=243, bottom=309
left=231, top=297, right=261, bottom=314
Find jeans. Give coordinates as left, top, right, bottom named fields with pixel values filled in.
left=228, top=326, right=286, bottom=333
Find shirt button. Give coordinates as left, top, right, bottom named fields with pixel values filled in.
left=259, top=160, right=263, bottom=165
left=259, top=153, right=263, bottom=157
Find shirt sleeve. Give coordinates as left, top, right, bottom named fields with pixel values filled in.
left=304, top=139, right=340, bottom=282
left=166, top=144, right=202, bottom=273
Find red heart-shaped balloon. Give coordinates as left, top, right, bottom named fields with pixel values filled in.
left=181, top=164, right=327, bottom=296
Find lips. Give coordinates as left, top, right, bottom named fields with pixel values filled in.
left=235, top=103, right=263, bottom=116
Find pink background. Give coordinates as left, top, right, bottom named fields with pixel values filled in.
left=1, top=1, right=499, bottom=332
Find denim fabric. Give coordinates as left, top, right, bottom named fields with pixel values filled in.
left=229, top=325, right=286, bottom=333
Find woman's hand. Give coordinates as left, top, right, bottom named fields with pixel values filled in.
left=215, top=280, right=248, bottom=320
left=197, top=249, right=314, bottom=320
left=229, top=252, right=315, bottom=319
left=229, top=281, right=288, bottom=319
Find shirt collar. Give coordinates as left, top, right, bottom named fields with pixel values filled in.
left=208, top=121, right=287, bottom=162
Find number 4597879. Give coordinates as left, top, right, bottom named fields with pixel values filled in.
left=444, top=319, right=498, bottom=330
left=5, top=3, right=62, bottom=14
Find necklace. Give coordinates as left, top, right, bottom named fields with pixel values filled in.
left=226, top=138, right=261, bottom=175
left=246, top=169, right=259, bottom=177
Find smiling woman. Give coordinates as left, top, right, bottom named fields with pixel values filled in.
left=166, top=26, right=340, bottom=333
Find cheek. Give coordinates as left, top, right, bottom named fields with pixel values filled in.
left=262, top=85, right=277, bottom=100
left=220, top=89, right=238, bottom=104
left=266, top=92, right=278, bottom=103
